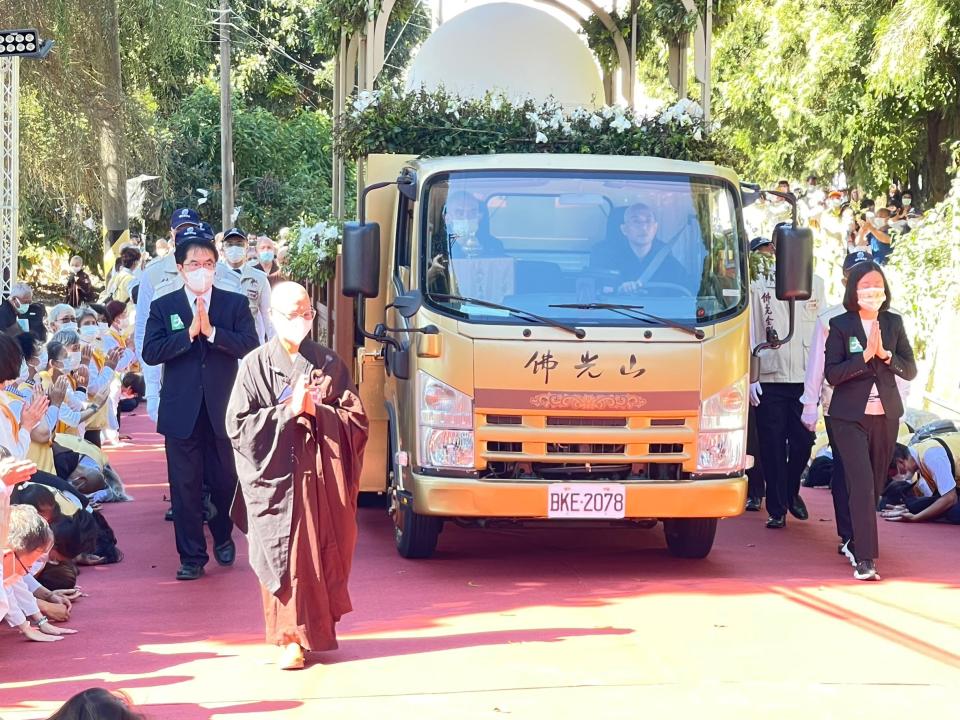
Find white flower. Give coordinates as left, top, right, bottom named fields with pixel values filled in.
left=535, top=131, right=548, bottom=144
left=601, top=105, right=616, bottom=119
left=525, top=111, right=542, bottom=125
left=679, top=113, right=692, bottom=127
left=610, top=115, right=631, bottom=133
left=589, top=114, right=603, bottom=130
left=489, top=94, right=504, bottom=111
left=570, top=106, right=589, bottom=121
left=693, top=128, right=703, bottom=141
left=352, top=89, right=381, bottom=113
left=561, top=121, right=573, bottom=135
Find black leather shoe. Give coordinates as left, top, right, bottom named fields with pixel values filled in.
left=164, top=507, right=174, bottom=522
left=789, top=495, right=809, bottom=520
left=176, top=563, right=205, bottom=581
left=214, top=540, right=236, bottom=567
left=766, top=515, right=786, bottom=529
left=745, top=496, right=762, bottom=512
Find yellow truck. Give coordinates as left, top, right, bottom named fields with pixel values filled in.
left=338, top=152, right=812, bottom=559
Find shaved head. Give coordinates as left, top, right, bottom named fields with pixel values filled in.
left=271, top=281, right=309, bottom=312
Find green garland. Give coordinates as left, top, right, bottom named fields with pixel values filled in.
left=335, top=87, right=723, bottom=163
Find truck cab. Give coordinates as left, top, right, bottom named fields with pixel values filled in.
left=340, top=152, right=791, bottom=559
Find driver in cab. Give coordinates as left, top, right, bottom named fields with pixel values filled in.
left=591, top=202, right=689, bottom=295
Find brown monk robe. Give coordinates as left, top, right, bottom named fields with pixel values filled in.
left=226, top=325, right=367, bottom=661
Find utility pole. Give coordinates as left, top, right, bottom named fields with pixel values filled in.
left=220, top=0, right=235, bottom=230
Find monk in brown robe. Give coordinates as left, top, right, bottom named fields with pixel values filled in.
left=226, top=282, right=368, bottom=670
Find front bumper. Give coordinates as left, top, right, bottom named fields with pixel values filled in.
left=406, top=473, right=747, bottom=519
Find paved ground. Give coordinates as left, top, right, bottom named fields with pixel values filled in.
left=1, top=412, right=958, bottom=719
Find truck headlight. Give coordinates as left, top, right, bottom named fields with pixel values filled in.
left=697, top=375, right=747, bottom=473
left=418, top=371, right=474, bottom=469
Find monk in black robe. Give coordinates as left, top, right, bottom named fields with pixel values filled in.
left=226, top=282, right=368, bottom=670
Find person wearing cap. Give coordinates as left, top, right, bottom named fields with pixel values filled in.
left=749, top=232, right=827, bottom=529
left=222, top=228, right=275, bottom=343
left=134, top=211, right=243, bottom=424
left=142, top=234, right=259, bottom=581
left=801, top=249, right=911, bottom=560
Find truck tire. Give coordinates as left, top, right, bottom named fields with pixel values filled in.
left=394, top=493, right=442, bottom=559
left=663, top=518, right=717, bottom=559
left=387, top=422, right=442, bottom=558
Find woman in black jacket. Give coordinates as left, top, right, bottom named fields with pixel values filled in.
left=824, top=261, right=916, bottom=581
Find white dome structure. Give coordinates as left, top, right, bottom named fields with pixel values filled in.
left=406, top=3, right=605, bottom=108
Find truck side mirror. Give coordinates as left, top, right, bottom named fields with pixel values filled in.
left=342, top=221, right=381, bottom=299
left=390, top=289, right=423, bottom=318
left=773, top=224, right=813, bottom=301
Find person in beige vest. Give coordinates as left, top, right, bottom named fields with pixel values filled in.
left=749, top=235, right=827, bottom=529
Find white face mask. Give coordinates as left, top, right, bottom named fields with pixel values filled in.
left=37, top=349, right=48, bottom=369
left=18, top=360, right=29, bottom=381
left=259, top=250, right=275, bottom=264
left=272, top=313, right=312, bottom=345
left=98, top=322, right=109, bottom=334
left=447, top=218, right=479, bottom=239
left=224, top=246, right=246, bottom=265
left=903, top=198, right=912, bottom=207
left=184, top=267, right=215, bottom=294
left=857, top=287, right=886, bottom=312
left=63, top=351, right=81, bottom=371
left=79, top=325, right=101, bottom=343
left=59, top=321, right=78, bottom=333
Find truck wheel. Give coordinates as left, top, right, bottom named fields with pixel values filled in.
left=387, top=423, right=442, bottom=559
left=394, top=492, right=442, bottom=559
left=663, top=518, right=717, bottom=559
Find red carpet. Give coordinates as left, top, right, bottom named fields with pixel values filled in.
left=1, top=411, right=958, bottom=719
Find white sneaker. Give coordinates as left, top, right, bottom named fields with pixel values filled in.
left=854, top=560, right=880, bottom=581
left=840, top=540, right=856, bottom=567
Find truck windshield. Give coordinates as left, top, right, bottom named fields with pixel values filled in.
left=421, top=171, right=746, bottom=326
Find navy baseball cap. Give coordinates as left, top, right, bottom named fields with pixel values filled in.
left=170, top=207, right=200, bottom=230
left=843, top=249, right=873, bottom=273
left=174, top=224, right=215, bottom=245
left=750, top=236, right=774, bottom=252
left=222, top=227, right=246, bottom=242
left=197, top=221, right=214, bottom=237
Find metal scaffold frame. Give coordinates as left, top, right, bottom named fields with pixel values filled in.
left=0, top=56, right=19, bottom=299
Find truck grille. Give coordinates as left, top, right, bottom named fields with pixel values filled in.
left=477, top=412, right=695, bottom=467
left=546, top=416, right=627, bottom=427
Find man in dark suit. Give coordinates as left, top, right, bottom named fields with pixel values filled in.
left=142, top=236, right=259, bottom=580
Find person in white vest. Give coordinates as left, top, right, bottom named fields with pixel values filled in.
left=749, top=235, right=827, bottom=529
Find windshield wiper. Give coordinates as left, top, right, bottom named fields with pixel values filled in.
left=550, top=303, right=705, bottom=340
left=429, top=293, right=586, bottom=339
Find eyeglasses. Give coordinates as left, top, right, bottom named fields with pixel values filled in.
left=182, top=260, right=216, bottom=271
left=274, top=308, right=316, bottom=321
left=624, top=217, right=656, bottom=227
left=14, top=553, right=29, bottom=576
left=59, top=316, right=76, bottom=324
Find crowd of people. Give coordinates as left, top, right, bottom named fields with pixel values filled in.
left=746, top=175, right=957, bottom=583
left=2, top=206, right=367, bottom=684
left=744, top=176, right=924, bottom=271
left=0, top=212, right=302, bottom=651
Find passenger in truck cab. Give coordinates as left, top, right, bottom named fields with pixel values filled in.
left=590, top=202, right=689, bottom=295
left=427, top=191, right=507, bottom=294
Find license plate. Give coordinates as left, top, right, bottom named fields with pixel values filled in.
left=547, top=483, right=626, bottom=519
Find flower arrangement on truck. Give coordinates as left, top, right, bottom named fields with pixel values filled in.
left=332, top=3, right=812, bottom=559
